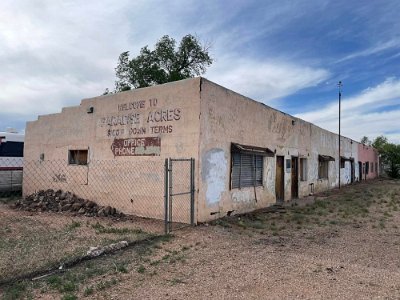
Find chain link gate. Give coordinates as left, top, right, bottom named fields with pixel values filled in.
left=164, top=158, right=195, bottom=233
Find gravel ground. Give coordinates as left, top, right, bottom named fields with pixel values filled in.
left=104, top=224, right=400, bottom=300
left=88, top=179, right=400, bottom=300
left=2, top=179, right=400, bottom=299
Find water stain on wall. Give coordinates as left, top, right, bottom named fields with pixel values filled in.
left=202, top=148, right=227, bottom=205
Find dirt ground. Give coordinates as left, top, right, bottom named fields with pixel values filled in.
left=1, top=179, right=400, bottom=299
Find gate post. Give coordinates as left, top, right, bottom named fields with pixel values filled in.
left=168, top=158, right=173, bottom=233
left=164, top=158, right=169, bottom=234
left=190, top=158, right=195, bottom=225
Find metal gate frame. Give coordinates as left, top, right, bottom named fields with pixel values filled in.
left=164, top=158, right=195, bottom=234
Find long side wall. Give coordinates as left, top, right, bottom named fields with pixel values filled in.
left=24, top=78, right=202, bottom=222
left=198, top=79, right=313, bottom=222
left=197, top=79, right=376, bottom=222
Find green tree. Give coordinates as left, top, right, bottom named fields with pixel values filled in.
left=372, top=135, right=388, bottom=151
left=114, top=34, right=213, bottom=91
left=360, top=136, right=371, bottom=146
left=371, top=135, right=400, bottom=178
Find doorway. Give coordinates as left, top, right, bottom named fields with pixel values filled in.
left=275, top=156, right=284, bottom=203
left=291, top=156, right=299, bottom=199
left=350, top=161, right=355, bottom=183
left=358, top=161, right=362, bottom=181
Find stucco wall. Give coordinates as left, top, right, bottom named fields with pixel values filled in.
left=358, top=144, right=379, bottom=180
left=23, top=76, right=379, bottom=224
left=310, top=125, right=339, bottom=193
left=197, top=79, right=312, bottom=221
left=339, top=137, right=358, bottom=185
left=24, top=78, right=202, bottom=221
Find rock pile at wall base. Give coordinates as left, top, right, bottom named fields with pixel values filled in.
left=12, top=189, right=124, bottom=218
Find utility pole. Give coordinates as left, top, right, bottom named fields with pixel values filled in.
left=338, top=81, right=342, bottom=189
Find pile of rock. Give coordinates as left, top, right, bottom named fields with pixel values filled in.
left=13, top=189, right=124, bottom=218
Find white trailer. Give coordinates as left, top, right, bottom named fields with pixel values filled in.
left=0, top=129, right=24, bottom=192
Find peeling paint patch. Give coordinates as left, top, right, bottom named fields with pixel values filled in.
left=202, top=148, right=227, bottom=205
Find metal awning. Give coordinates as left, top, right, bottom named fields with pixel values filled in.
left=231, top=143, right=274, bottom=157
left=318, top=154, right=335, bottom=162
left=340, top=156, right=354, bottom=161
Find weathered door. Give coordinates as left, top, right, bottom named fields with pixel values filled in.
left=350, top=161, right=355, bottom=183
left=358, top=161, right=362, bottom=181
left=291, top=157, right=298, bottom=199
left=275, top=156, right=284, bottom=202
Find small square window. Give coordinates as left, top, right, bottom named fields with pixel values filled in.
left=340, top=158, right=345, bottom=168
left=286, top=159, right=291, bottom=173
left=69, top=150, right=88, bottom=165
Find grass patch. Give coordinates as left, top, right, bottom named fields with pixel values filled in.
left=91, top=222, right=143, bottom=235
left=137, top=265, right=146, bottom=273
left=66, top=221, right=81, bottom=231
left=1, top=281, right=28, bottom=300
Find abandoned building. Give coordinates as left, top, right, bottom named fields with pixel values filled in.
left=23, top=77, right=379, bottom=223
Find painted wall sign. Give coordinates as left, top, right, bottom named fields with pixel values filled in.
left=111, top=137, right=161, bottom=156
left=97, top=97, right=183, bottom=139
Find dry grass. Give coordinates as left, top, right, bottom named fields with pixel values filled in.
left=0, top=207, right=152, bottom=284
left=2, top=178, right=400, bottom=299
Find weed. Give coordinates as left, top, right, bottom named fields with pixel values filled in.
left=150, top=260, right=161, bottom=266
left=2, top=281, right=27, bottom=300
left=66, top=221, right=81, bottom=231
left=96, top=278, right=118, bottom=291
left=61, top=281, right=77, bottom=293
left=62, top=294, right=77, bottom=300
left=249, top=221, right=266, bottom=229
left=137, top=265, right=146, bottom=273
left=83, top=286, right=94, bottom=296
left=114, top=262, right=128, bottom=273
left=91, top=222, right=142, bottom=235
left=169, top=278, right=185, bottom=285
left=215, top=219, right=232, bottom=228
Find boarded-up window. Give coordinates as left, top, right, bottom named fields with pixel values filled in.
left=231, top=153, right=263, bottom=189
left=68, top=150, right=88, bottom=165
left=230, top=143, right=273, bottom=189
left=318, top=155, right=334, bottom=180
left=300, top=158, right=307, bottom=181
left=318, top=161, right=329, bottom=179
left=371, top=162, right=374, bottom=173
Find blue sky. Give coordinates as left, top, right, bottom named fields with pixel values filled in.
left=1, top=0, right=399, bottom=143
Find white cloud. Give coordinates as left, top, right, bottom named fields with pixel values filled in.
left=296, top=78, right=400, bottom=144
left=336, top=39, right=400, bottom=63
left=207, top=56, right=330, bottom=103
